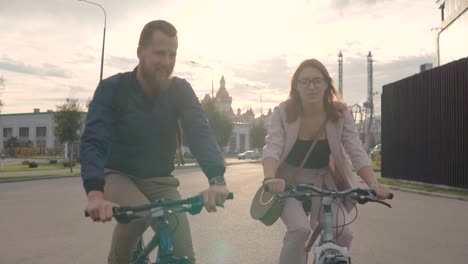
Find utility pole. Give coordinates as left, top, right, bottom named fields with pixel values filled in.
left=338, top=51, right=343, bottom=96
left=77, top=0, right=106, bottom=82
left=260, top=95, right=263, bottom=116
left=366, top=51, right=374, bottom=151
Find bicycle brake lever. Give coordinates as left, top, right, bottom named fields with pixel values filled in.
left=113, top=208, right=139, bottom=224
left=356, top=196, right=391, bottom=208
left=374, top=199, right=391, bottom=208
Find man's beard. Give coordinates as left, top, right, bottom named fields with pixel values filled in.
left=141, top=65, right=173, bottom=93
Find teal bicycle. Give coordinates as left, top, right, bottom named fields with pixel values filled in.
left=87, top=193, right=233, bottom=264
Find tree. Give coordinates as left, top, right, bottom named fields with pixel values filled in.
left=85, top=96, right=92, bottom=109
left=250, top=118, right=267, bottom=153
left=5, top=137, right=20, bottom=157
left=0, top=76, right=4, bottom=112
left=54, top=97, right=83, bottom=172
left=200, top=97, right=233, bottom=151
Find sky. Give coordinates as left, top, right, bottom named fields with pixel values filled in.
left=0, top=0, right=441, bottom=117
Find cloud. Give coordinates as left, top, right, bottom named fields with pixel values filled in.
left=67, top=49, right=100, bottom=65
left=213, top=52, right=437, bottom=117
left=229, top=55, right=293, bottom=94
left=202, top=55, right=295, bottom=115
left=0, top=0, right=164, bottom=23
left=334, top=53, right=437, bottom=115
left=173, top=70, right=197, bottom=81
left=375, top=54, right=437, bottom=84
left=331, top=0, right=388, bottom=11
left=106, top=55, right=138, bottom=71
left=69, top=85, right=87, bottom=94
left=0, top=57, right=71, bottom=78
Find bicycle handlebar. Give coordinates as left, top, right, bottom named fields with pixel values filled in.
left=85, top=192, right=234, bottom=223
left=264, top=183, right=393, bottom=199
left=289, top=184, right=393, bottom=199
left=264, top=183, right=393, bottom=208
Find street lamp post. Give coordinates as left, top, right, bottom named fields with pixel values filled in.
left=77, top=0, right=106, bottom=82
left=189, top=61, right=214, bottom=98
left=243, top=84, right=263, bottom=116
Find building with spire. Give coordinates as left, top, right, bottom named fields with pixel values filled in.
left=202, top=76, right=272, bottom=153
left=214, top=76, right=235, bottom=119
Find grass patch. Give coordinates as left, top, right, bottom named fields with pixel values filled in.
left=378, top=177, right=468, bottom=198
left=0, top=163, right=80, bottom=172
left=14, top=155, right=64, bottom=159
left=0, top=172, right=80, bottom=182
left=371, top=161, right=381, bottom=171
left=0, top=160, right=257, bottom=183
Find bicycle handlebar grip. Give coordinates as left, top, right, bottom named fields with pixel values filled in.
left=263, top=183, right=292, bottom=193
left=370, top=189, right=394, bottom=199
left=84, top=207, right=120, bottom=218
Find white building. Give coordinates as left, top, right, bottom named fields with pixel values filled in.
left=2, top=76, right=274, bottom=156
left=205, top=76, right=273, bottom=154
left=228, top=122, right=250, bottom=153
left=0, top=108, right=84, bottom=157
left=1, top=109, right=57, bottom=153
left=436, top=0, right=468, bottom=65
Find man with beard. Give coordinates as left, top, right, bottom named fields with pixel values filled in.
left=80, top=20, right=229, bottom=264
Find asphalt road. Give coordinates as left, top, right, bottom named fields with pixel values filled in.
left=1, top=163, right=468, bottom=263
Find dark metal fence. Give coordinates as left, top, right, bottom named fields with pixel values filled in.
left=381, top=57, right=468, bottom=189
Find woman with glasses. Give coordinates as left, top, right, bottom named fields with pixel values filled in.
left=262, top=58, right=390, bottom=264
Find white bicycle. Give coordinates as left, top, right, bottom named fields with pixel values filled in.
left=281, top=184, right=393, bottom=264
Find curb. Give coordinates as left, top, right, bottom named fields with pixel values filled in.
left=383, top=185, right=468, bottom=202
left=0, top=174, right=81, bottom=183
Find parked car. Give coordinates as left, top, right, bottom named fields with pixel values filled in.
left=237, top=150, right=260, bottom=160
left=370, top=144, right=381, bottom=162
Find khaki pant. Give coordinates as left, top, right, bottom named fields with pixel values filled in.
left=103, top=169, right=195, bottom=264
left=278, top=165, right=354, bottom=264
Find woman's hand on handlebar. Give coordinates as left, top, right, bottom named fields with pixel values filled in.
left=372, top=184, right=392, bottom=200
left=264, top=178, right=286, bottom=194
left=85, top=191, right=120, bottom=223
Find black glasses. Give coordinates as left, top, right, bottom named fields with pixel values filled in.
left=297, top=78, right=326, bottom=89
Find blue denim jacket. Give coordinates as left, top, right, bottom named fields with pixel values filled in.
left=80, top=69, right=225, bottom=193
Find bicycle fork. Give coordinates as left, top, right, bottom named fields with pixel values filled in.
left=132, top=217, right=174, bottom=264
left=308, top=196, right=350, bottom=264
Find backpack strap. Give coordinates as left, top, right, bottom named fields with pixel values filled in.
left=112, top=71, right=134, bottom=125
left=169, top=78, right=185, bottom=165
left=176, top=120, right=184, bottom=165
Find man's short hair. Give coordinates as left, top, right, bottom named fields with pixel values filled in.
left=138, top=20, right=177, bottom=47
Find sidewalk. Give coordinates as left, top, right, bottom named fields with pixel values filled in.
left=363, top=172, right=468, bottom=202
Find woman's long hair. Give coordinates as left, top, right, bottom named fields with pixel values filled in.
left=285, top=58, right=345, bottom=123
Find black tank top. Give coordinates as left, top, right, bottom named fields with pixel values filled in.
left=285, top=139, right=330, bottom=169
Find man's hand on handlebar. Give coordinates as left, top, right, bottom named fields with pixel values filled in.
left=263, top=178, right=286, bottom=194
left=201, top=184, right=229, bottom=213
left=85, top=191, right=119, bottom=223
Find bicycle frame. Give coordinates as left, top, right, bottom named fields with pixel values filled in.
left=115, top=193, right=233, bottom=264
left=281, top=184, right=392, bottom=264
left=131, top=207, right=194, bottom=264
left=305, top=196, right=349, bottom=264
